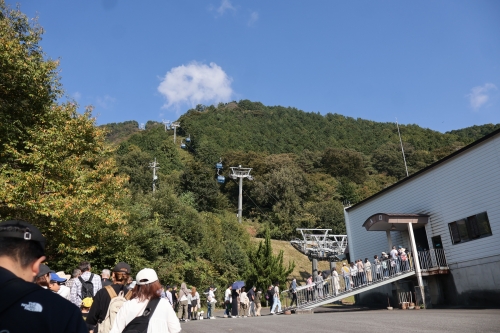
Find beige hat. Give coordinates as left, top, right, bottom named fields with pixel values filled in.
left=56, top=271, right=71, bottom=280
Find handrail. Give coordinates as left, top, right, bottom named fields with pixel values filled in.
left=284, top=253, right=417, bottom=310
left=418, top=248, right=448, bottom=270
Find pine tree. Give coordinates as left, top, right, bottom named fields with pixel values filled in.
left=245, top=227, right=295, bottom=292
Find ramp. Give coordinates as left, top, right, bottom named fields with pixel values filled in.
left=287, top=256, right=416, bottom=310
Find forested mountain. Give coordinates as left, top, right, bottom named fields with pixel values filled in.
left=105, top=100, right=499, bottom=241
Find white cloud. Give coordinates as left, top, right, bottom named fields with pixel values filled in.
left=467, top=83, right=497, bottom=111
left=72, top=91, right=82, bottom=101
left=158, top=62, right=233, bottom=109
left=217, top=0, right=235, bottom=15
left=248, top=11, right=259, bottom=26
left=95, top=95, right=116, bottom=109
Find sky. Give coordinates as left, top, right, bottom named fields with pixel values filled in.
left=13, top=0, right=500, bottom=133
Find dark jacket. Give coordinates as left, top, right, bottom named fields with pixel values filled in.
left=86, top=284, right=130, bottom=326
left=0, top=267, right=87, bottom=333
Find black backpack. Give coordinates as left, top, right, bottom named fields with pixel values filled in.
left=79, top=273, right=95, bottom=299
left=122, top=297, right=161, bottom=333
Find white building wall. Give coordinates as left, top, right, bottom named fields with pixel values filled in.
left=345, top=133, right=500, bottom=274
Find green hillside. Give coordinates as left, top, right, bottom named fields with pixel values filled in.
left=103, top=100, right=499, bottom=242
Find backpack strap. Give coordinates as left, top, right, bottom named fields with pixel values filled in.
left=143, top=297, right=160, bottom=316
left=125, top=289, right=133, bottom=300
left=88, top=273, right=94, bottom=282
left=122, top=298, right=161, bottom=332
left=0, top=278, right=41, bottom=316
left=105, top=285, right=117, bottom=299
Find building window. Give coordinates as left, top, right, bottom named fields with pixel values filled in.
left=449, top=212, right=492, bottom=244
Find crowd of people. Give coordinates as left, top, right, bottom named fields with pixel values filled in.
left=0, top=220, right=182, bottom=333
left=0, top=219, right=294, bottom=333
left=340, top=245, right=411, bottom=291
left=0, top=218, right=416, bottom=333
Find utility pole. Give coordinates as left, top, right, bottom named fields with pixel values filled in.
left=149, top=158, right=160, bottom=192
left=230, top=165, right=253, bottom=223
left=162, top=119, right=170, bottom=132
left=171, top=122, right=180, bottom=144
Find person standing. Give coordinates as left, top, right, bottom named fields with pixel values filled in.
left=67, top=268, right=81, bottom=292
left=357, top=259, right=366, bottom=286
left=255, top=289, right=262, bottom=316
left=331, top=268, right=340, bottom=296
left=364, top=258, right=373, bottom=284
left=266, top=285, right=274, bottom=310
left=341, top=263, right=351, bottom=291
left=101, top=269, right=112, bottom=287
left=109, top=268, right=181, bottom=333
left=247, top=286, right=256, bottom=316
left=290, top=278, right=298, bottom=307
left=306, top=275, right=314, bottom=301
left=224, top=284, right=232, bottom=318
left=165, top=285, right=173, bottom=305
left=177, top=283, right=189, bottom=321
left=70, top=261, right=102, bottom=307
left=172, top=285, right=179, bottom=312
left=231, top=288, right=239, bottom=317
left=206, top=285, right=216, bottom=319
left=0, top=219, right=87, bottom=333
left=270, top=282, right=282, bottom=314
left=373, top=255, right=381, bottom=280
left=350, top=262, right=358, bottom=288
left=390, top=246, right=400, bottom=274
left=50, top=272, right=71, bottom=300
left=86, top=262, right=133, bottom=333
left=240, top=287, right=250, bottom=317
left=315, top=273, right=324, bottom=299
left=190, top=287, right=200, bottom=320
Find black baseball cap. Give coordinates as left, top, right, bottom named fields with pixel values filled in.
left=113, top=262, right=131, bottom=274
left=0, top=220, right=46, bottom=250
left=36, top=264, right=53, bottom=278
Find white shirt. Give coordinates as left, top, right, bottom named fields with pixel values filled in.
left=110, top=298, right=181, bottom=333
left=57, top=285, right=71, bottom=300
left=390, top=249, right=398, bottom=260
left=225, top=288, right=231, bottom=302
left=208, top=290, right=215, bottom=302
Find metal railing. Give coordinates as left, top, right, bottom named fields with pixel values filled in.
left=418, top=249, right=448, bottom=270
left=285, top=254, right=416, bottom=309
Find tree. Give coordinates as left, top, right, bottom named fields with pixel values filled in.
left=372, top=142, right=411, bottom=179
left=0, top=0, right=61, bottom=165
left=321, top=148, right=367, bottom=184
left=0, top=104, right=130, bottom=268
left=245, top=227, right=295, bottom=293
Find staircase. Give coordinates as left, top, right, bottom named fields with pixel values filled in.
left=288, top=257, right=416, bottom=311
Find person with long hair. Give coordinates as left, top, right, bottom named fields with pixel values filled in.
left=87, top=262, right=133, bottom=331
left=110, top=268, right=180, bottom=333
left=177, top=282, right=190, bottom=321
left=190, top=286, right=200, bottom=320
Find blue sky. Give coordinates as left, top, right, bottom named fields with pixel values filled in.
left=14, top=0, right=500, bottom=132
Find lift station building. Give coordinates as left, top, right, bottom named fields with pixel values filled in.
left=344, top=128, right=500, bottom=307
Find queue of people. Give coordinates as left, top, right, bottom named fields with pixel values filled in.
left=0, top=220, right=182, bottom=333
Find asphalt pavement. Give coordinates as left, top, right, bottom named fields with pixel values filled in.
left=179, top=308, right=500, bottom=333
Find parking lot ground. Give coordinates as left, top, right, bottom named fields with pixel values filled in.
left=179, top=308, right=500, bottom=333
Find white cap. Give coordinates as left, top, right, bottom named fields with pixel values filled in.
left=136, top=268, right=158, bottom=285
